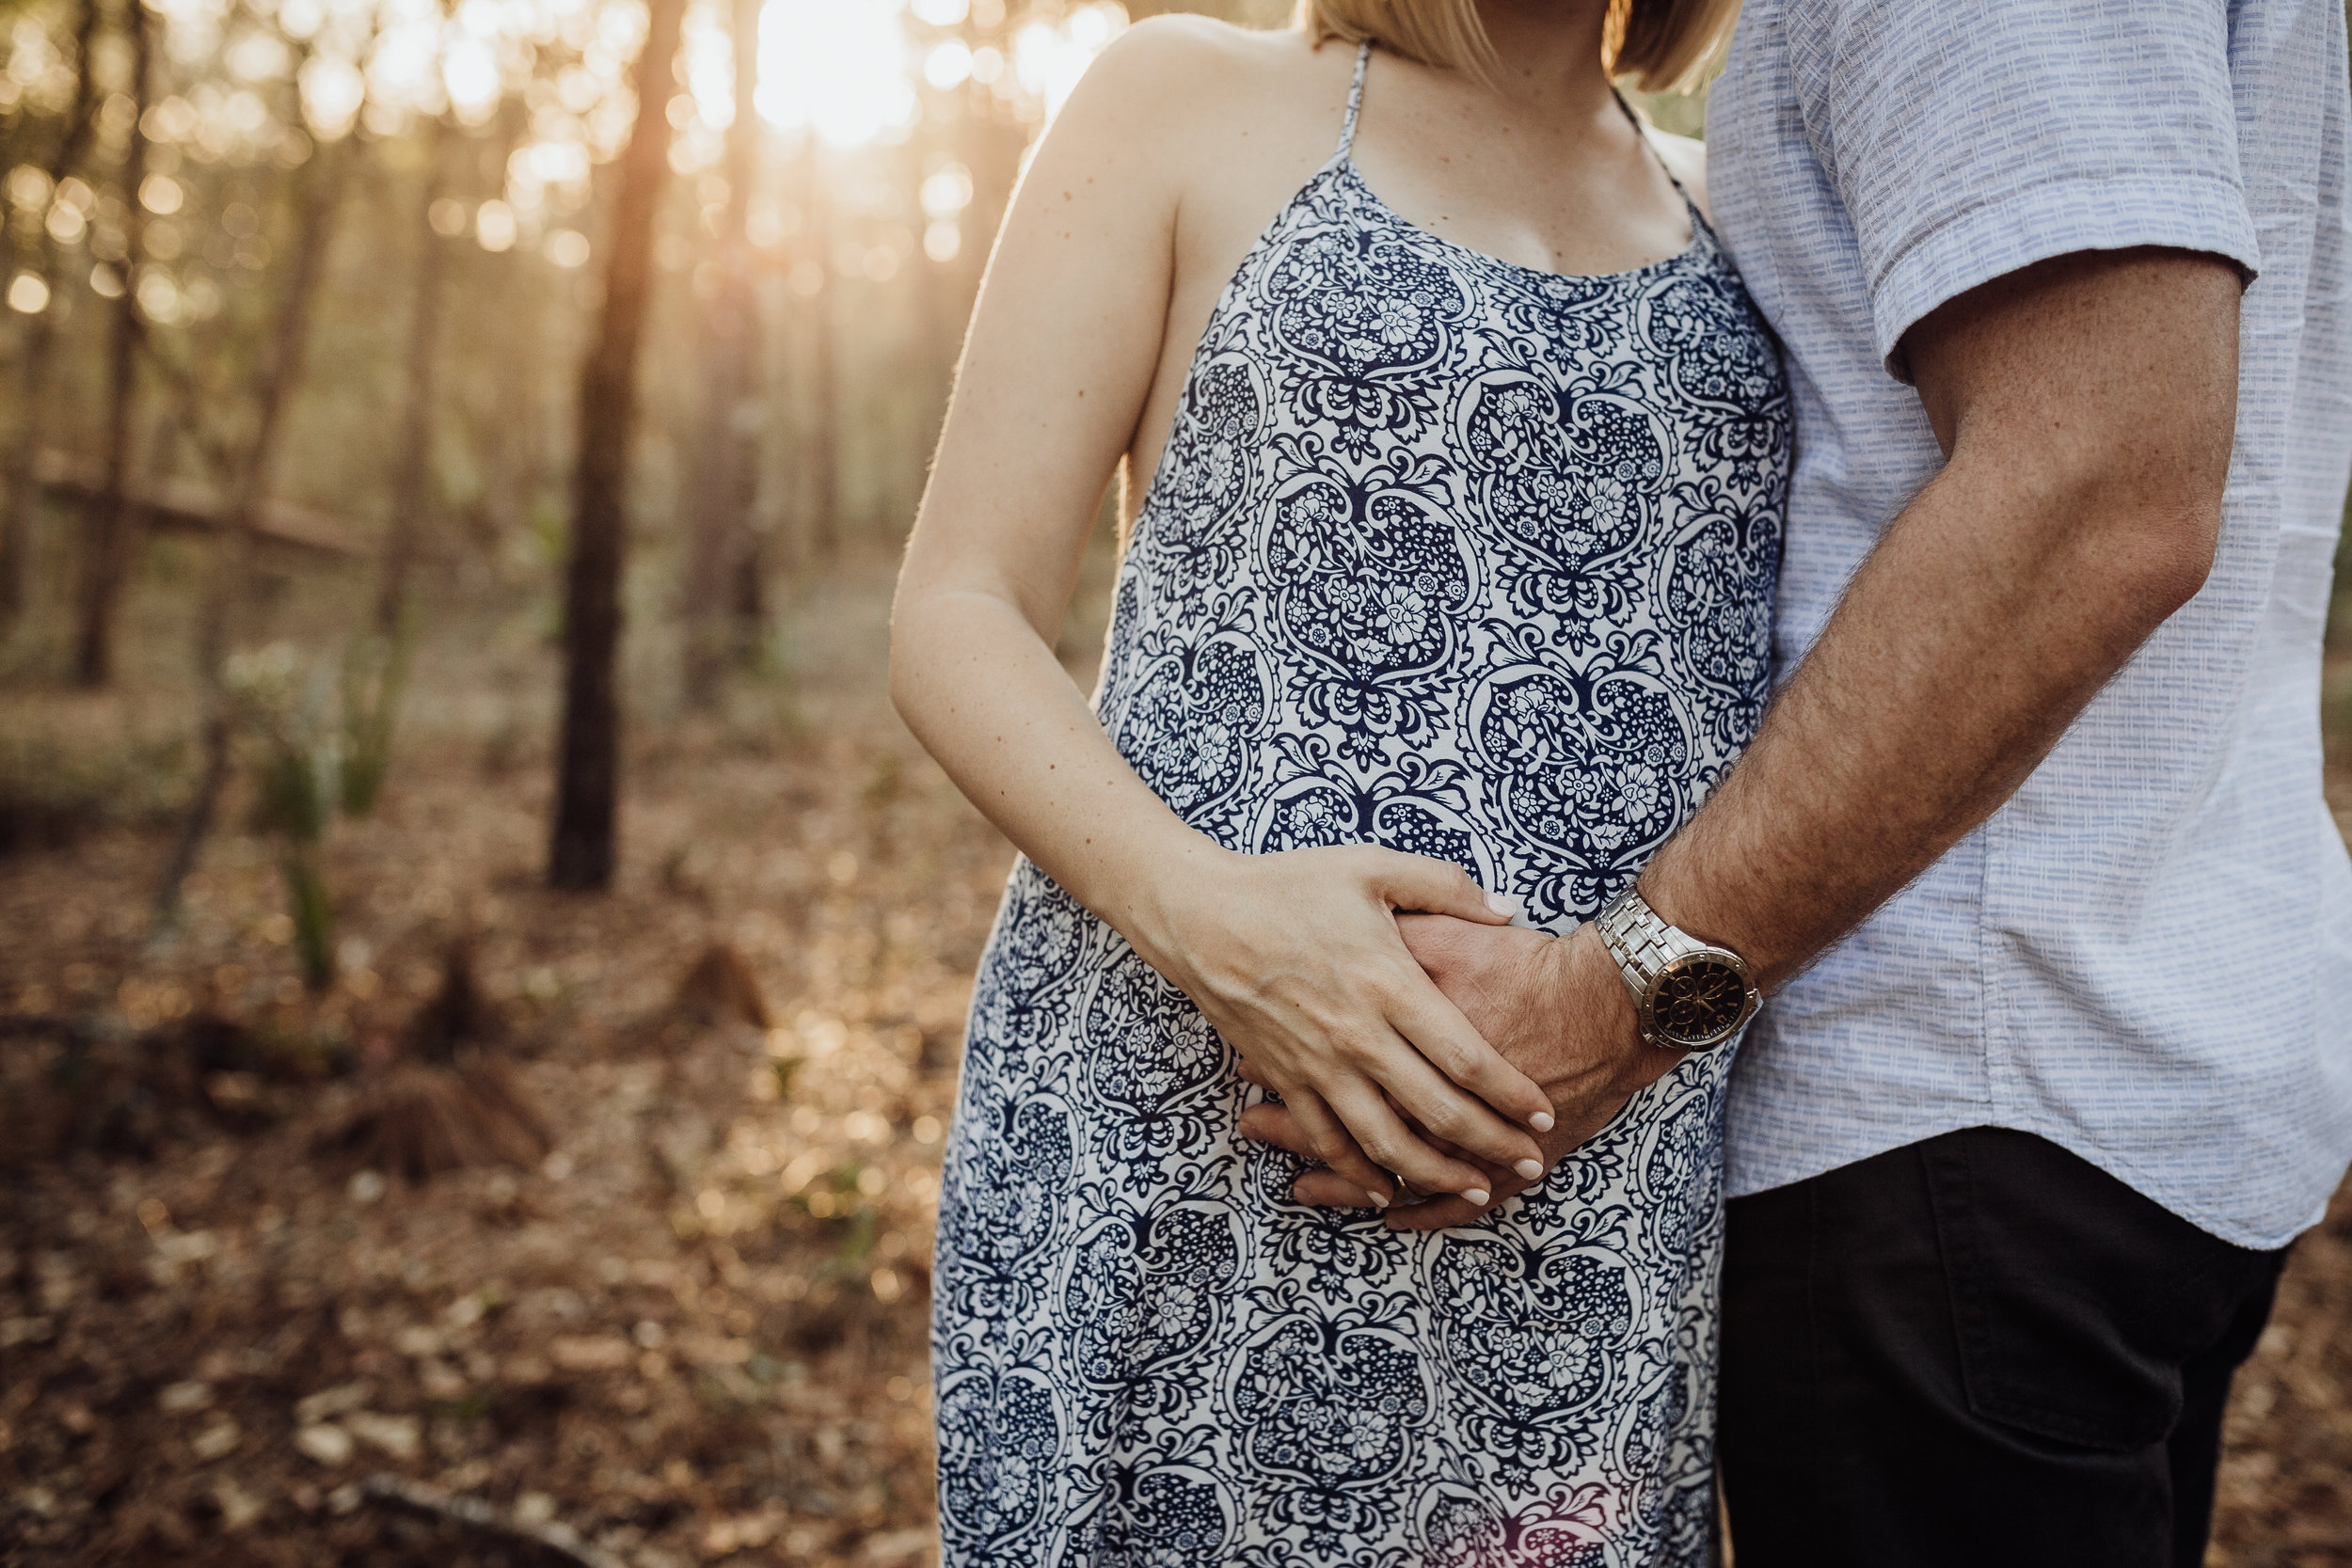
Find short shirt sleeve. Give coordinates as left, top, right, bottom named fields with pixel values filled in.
left=1784, top=0, right=2258, bottom=374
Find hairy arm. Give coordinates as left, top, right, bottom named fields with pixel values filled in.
left=1253, top=245, right=2243, bottom=1223
left=1644, top=247, right=2238, bottom=985
left=890, top=22, right=1554, bottom=1204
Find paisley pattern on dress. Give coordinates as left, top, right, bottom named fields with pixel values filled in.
left=935, top=44, right=1788, bottom=1568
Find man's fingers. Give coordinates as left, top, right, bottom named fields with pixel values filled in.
left=1389, top=989, right=1556, bottom=1139
left=1233, top=1053, right=1273, bottom=1090
left=1292, top=1168, right=1381, bottom=1208
left=1239, top=1098, right=1486, bottom=1214
left=1382, top=1194, right=1487, bottom=1230
left=1370, top=850, right=1514, bottom=927
left=1322, top=1081, right=1493, bottom=1201
left=1279, top=1087, right=1397, bottom=1207
left=1241, top=1097, right=1427, bottom=1213
left=1236, top=1101, right=1321, bottom=1162
left=1382, top=1160, right=1543, bottom=1229
left=1364, top=1022, right=1547, bottom=1178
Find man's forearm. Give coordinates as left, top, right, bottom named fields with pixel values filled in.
left=1641, top=250, right=2240, bottom=989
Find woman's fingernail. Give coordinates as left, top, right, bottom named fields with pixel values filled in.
left=1461, top=1187, right=1490, bottom=1206
left=1484, top=891, right=1522, bottom=919
left=1514, top=1159, right=1544, bottom=1180
left=1363, top=1188, right=1390, bottom=1209
left=1530, top=1112, right=1555, bottom=1132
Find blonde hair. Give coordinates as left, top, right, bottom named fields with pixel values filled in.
left=1294, top=0, right=1739, bottom=95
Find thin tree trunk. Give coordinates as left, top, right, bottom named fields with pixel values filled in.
left=680, top=0, right=764, bottom=709
left=802, top=143, right=838, bottom=563
left=546, top=0, right=684, bottom=891
left=725, top=0, right=769, bottom=666
left=155, top=135, right=349, bottom=925
left=374, top=115, right=453, bottom=636
left=72, top=0, right=151, bottom=687
left=728, top=475, right=765, bottom=646
left=1, top=0, right=103, bottom=632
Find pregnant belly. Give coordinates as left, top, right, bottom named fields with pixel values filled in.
left=1099, top=625, right=1723, bottom=930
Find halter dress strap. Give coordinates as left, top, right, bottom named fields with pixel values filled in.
left=1336, top=40, right=1373, bottom=159
left=1612, top=85, right=1703, bottom=218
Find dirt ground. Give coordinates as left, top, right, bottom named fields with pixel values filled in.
left=2, top=553, right=2349, bottom=1566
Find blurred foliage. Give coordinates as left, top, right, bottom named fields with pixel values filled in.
left=225, top=641, right=336, bottom=844
left=224, top=641, right=341, bottom=986
left=336, top=625, right=410, bottom=816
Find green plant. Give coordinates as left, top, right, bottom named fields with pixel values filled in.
left=226, top=643, right=341, bottom=991
left=338, top=624, right=414, bottom=818
left=281, top=848, right=334, bottom=990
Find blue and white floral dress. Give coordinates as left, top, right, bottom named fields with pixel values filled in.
left=933, top=44, right=1788, bottom=1568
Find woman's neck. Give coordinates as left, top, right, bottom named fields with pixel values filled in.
left=1473, top=0, right=1618, bottom=119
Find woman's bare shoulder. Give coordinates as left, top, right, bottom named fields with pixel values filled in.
left=1047, top=20, right=1350, bottom=206
left=1072, top=15, right=1336, bottom=129
left=1099, top=12, right=1324, bottom=81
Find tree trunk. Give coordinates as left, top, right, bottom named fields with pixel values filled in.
left=679, top=0, right=765, bottom=710
left=547, top=0, right=685, bottom=891
left=802, top=143, right=838, bottom=563
left=71, top=0, right=150, bottom=688
left=374, top=115, right=453, bottom=637
left=155, top=134, right=349, bottom=925
left=2, top=0, right=103, bottom=634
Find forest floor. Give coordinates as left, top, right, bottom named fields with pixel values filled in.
left=1, top=550, right=2349, bottom=1567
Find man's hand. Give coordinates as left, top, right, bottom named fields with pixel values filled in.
left=1236, top=913, right=1677, bottom=1228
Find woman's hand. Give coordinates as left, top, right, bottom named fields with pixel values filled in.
left=1132, top=844, right=1557, bottom=1205
left=1239, top=914, right=1674, bottom=1225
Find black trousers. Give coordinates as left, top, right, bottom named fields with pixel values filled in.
left=1718, top=1127, right=2287, bottom=1568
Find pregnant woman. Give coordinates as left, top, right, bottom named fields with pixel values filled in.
left=891, top=0, right=1785, bottom=1560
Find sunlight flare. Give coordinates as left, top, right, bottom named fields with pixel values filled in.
left=755, top=0, right=917, bottom=148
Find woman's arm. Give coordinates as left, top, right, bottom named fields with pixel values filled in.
left=890, top=20, right=1552, bottom=1204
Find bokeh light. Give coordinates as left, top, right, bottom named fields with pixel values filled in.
left=1015, top=2, right=1124, bottom=120
left=755, top=0, right=918, bottom=148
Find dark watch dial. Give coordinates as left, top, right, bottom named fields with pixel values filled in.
left=1651, top=954, right=1753, bottom=1047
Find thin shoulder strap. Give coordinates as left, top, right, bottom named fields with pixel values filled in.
left=1612, top=86, right=1700, bottom=214
left=1336, top=40, right=1373, bottom=159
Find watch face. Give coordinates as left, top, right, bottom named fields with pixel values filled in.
left=1652, top=953, right=1752, bottom=1048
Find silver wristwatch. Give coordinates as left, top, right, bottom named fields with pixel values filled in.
left=1595, top=886, right=1760, bottom=1052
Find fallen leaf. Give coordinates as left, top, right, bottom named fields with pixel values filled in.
left=158, top=1380, right=214, bottom=1413
left=342, top=1410, right=421, bottom=1461
left=294, top=1424, right=354, bottom=1466
left=394, top=1324, right=446, bottom=1357
left=549, top=1334, right=632, bottom=1371
left=0, top=1318, right=55, bottom=1349
left=863, top=1526, right=936, bottom=1561
left=212, top=1476, right=266, bottom=1530
left=192, top=1418, right=242, bottom=1460
left=418, top=1358, right=468, bottom=1400
left=294, top=1382, right=373, bottom=1425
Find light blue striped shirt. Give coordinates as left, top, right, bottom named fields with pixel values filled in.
left=1708, top=0, right=2352, bottom=1248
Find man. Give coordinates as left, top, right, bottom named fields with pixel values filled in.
left=1248, top=0, right=2352, bottom=1559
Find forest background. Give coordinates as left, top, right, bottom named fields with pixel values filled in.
left=0, top=0, right=2345, bottom=1563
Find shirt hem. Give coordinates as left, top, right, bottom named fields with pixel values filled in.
left=1726, top=1115, right=2335, bottom=1253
